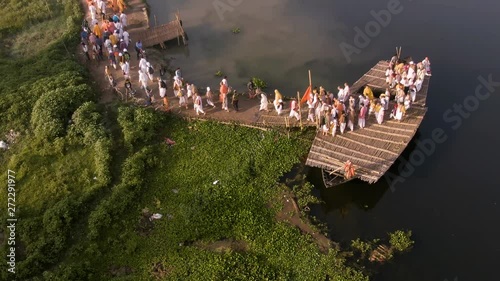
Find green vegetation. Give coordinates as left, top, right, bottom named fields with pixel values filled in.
left=389, top=230, right=414, bottom=252
left=0, top=1, right=413, bottom=280
left=252, top=77, right=267, bottom=89
left=215, top=70, right=224, bottom=77
left=232, top=27, right=241, bottom=34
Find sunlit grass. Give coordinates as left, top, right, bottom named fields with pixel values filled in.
left=9, top=16, right=66, bottom=58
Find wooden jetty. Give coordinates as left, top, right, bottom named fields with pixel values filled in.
left=139, top=11, right=187, bottom=48
left=305, top=60, right=431, bottom=186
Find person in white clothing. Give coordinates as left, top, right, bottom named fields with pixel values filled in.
left=122, top=30, right=130, bottom=47
left=343, top=83, right=350, bottom=102
left=138, top=70, right=148, bottom=90
left=409, top=85, right=417, bottom=102
left=289, top=98, right=300, bottom=120
left=275, top=99, right=283, bottom=115
left=186, top=82, right=193, bottom=99
left=89, top=4, right=97, bottom=20
left=205, top=87, right=216, bottom=108
left=158, top=78, right=167, bottom=98
left=337, top=86, right=344, bottom=101
left=122, top=61, right=130, bottom=79
left=415, top=78, right=423, bottom=92
left=258, top=89, right=269, bottom=112
left=99, top=0, right=106, bottom=20
left=120, top=12, right=128, bottom=28
left=139, top=57, right=148, bottom=73
left=221, top=76, right=228, bottom=86
left=193, top=93, right=205, bottom=115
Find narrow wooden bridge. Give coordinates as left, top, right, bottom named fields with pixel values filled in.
left=138, top=12, right=187, bottom=48
left=305, top=60, right=431, bottom=184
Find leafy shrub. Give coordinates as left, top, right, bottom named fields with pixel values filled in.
left=31, top=84, right=94, bottom=140
left=87, top=146, right=157, bottom=240
left=117, top=106, right=163, bottom=149
left=71, top=102, right=107, bottom=144
left=252, top=77, right=267, bottom=89
left=389, top=230, right=414, bottom=252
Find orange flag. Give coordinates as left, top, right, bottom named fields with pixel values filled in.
left=300, top=85, right=312, bottom=104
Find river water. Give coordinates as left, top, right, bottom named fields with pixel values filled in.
left=148, top=0, right=500, bottom=280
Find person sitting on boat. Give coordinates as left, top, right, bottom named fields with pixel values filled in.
left=404, top=94, right=411, bottom=110
left=394, top=102, right=406, bottom=121
left=289, top=98, right=300, bottom=120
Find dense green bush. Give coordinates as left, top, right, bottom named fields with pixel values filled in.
left=31, top=84, right=94, bottom=140
left=71, top=102, right=107, bottom=144
left=117, top=106, right=164, bottom=149
left=87, top=146, right=157, bottom=240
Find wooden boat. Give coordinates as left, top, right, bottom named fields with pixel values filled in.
left=306, top=57, right=431, bottom=188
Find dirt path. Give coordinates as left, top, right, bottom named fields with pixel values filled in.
left=78, top=0, right=310, bottom=126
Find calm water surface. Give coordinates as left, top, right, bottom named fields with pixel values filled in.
left=149, top=0, right=500, bottom=280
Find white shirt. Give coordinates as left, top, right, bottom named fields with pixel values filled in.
left=337, top=89, right=344, bottom=100
left=122, top=31, right=129, bottom=43
left=89, top=5, right=97, bottom=15
left=221, top=78, right=228, bottom=86
left=120, top=13, right=127, bottom=26
left=343, top=85, right=350, bottom=96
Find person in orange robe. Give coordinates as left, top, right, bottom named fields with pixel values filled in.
left=92, top=23, right=102, bottom=39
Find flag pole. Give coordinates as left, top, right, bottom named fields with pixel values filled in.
left=308, top=70, right=312, bottom=88
left=297, top=91, right=302, bottom=130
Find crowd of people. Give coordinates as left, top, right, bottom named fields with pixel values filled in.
left=80, top=1, right=431, bottom=132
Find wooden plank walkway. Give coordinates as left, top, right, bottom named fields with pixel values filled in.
left=138, top=12, right=187, bottom=48
left=305, top=60, right=431, bottom=184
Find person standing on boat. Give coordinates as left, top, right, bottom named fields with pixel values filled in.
left=348, top=105, right=356, bottom=131
left=339, top=112, right=347, bottom=134
left=258, top=89, right=269, bottom=112
left=375, top=102, right=385, bottom=124
left=422, top=57, right=432, bottom=76
left=363, top=85, right=374, bottom=101
left=273, top=89, right=283, bottom=114
left=290, top=98, right=300, bottom=121
left=358, top=103, right=367, bottom=129
left=343, top=83, right=350, bottom=103
left=337, top=86, right=344, bottom=102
